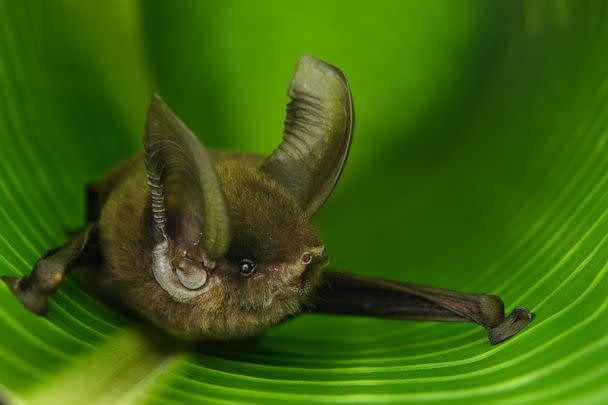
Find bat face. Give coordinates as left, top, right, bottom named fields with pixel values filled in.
left=187, top=159, right=328, bottom=321
left=218, top=161, right=327, bottom=309
left=95, top=55, right=353, bottom=340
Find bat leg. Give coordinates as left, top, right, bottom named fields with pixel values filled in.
left=309, top=271, right=534, bottom=345
left=2, top=223, right=99, bottom=316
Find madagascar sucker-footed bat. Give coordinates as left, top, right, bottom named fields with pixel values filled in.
left=2, top=55, right=534, bottom=344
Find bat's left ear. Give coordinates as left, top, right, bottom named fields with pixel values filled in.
left=261, top=55, right=354, bottom=216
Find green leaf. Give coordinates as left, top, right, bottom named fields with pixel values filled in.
left=1, top=1, right=607, bottom=404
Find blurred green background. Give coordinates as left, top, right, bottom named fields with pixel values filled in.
left=1, top=1, right=608, bottom=404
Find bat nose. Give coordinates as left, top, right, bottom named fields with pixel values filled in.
left=312, top=245, right=326, bottom=257
left=319, top=246, right=328, bottom=264
left=312, top=245, right=327, bottom=266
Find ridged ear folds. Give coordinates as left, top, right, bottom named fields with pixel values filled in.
left=261, top=55, right=354, bottom=216
left=144, top=94, right=230, bottom=300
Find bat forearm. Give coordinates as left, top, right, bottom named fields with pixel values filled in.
left=311, top=278, right=470, bottom=322
left=309, top=270, right=534, bottom=345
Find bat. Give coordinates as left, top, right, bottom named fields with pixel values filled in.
left=2, top=55, right=534, bottom=345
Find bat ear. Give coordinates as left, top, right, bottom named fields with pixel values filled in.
left=261, top=55, right=354, bottom=216
left=144, top=94, right=230, bottom=259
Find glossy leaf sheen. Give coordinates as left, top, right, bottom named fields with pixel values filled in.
left=1, top=1, right=607, bottom=404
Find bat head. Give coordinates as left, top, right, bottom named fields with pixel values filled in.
left=143, top=55, right=353, bottom=338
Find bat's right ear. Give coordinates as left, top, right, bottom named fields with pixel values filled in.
left=144, top=94, right=231, bottom=258
left=144, top=94, right=231, bottom=301
left=261, top=56, right=354, bottom=217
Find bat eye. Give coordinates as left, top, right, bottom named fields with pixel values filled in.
left=301, top=252, right=312, bottom=264
left=239, top=259, right=256, bottom=275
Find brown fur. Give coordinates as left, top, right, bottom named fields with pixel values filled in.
left=98, top=152, right=322, bottom=340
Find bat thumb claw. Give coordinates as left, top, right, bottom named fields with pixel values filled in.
left=488, top=306, right=535, bottom=345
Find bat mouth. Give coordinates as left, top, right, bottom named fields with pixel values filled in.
left=285, top=261, right=328, bottom=300
left=306, top=253, right=328, bottom=280
left=274, top=253, right=328, bottom=301
left=276, top=275, right=315, bottom=300
left=301, top=264, right=316, bottom=280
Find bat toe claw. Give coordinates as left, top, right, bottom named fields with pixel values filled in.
left=488, top=306, right=534, bottom=345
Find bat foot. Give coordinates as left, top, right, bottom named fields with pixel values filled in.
left=1, top=275, right=50, bottom=316
left=1, top=225, right=98, bottom=317
left=488, top=306, right=534, bottom=345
